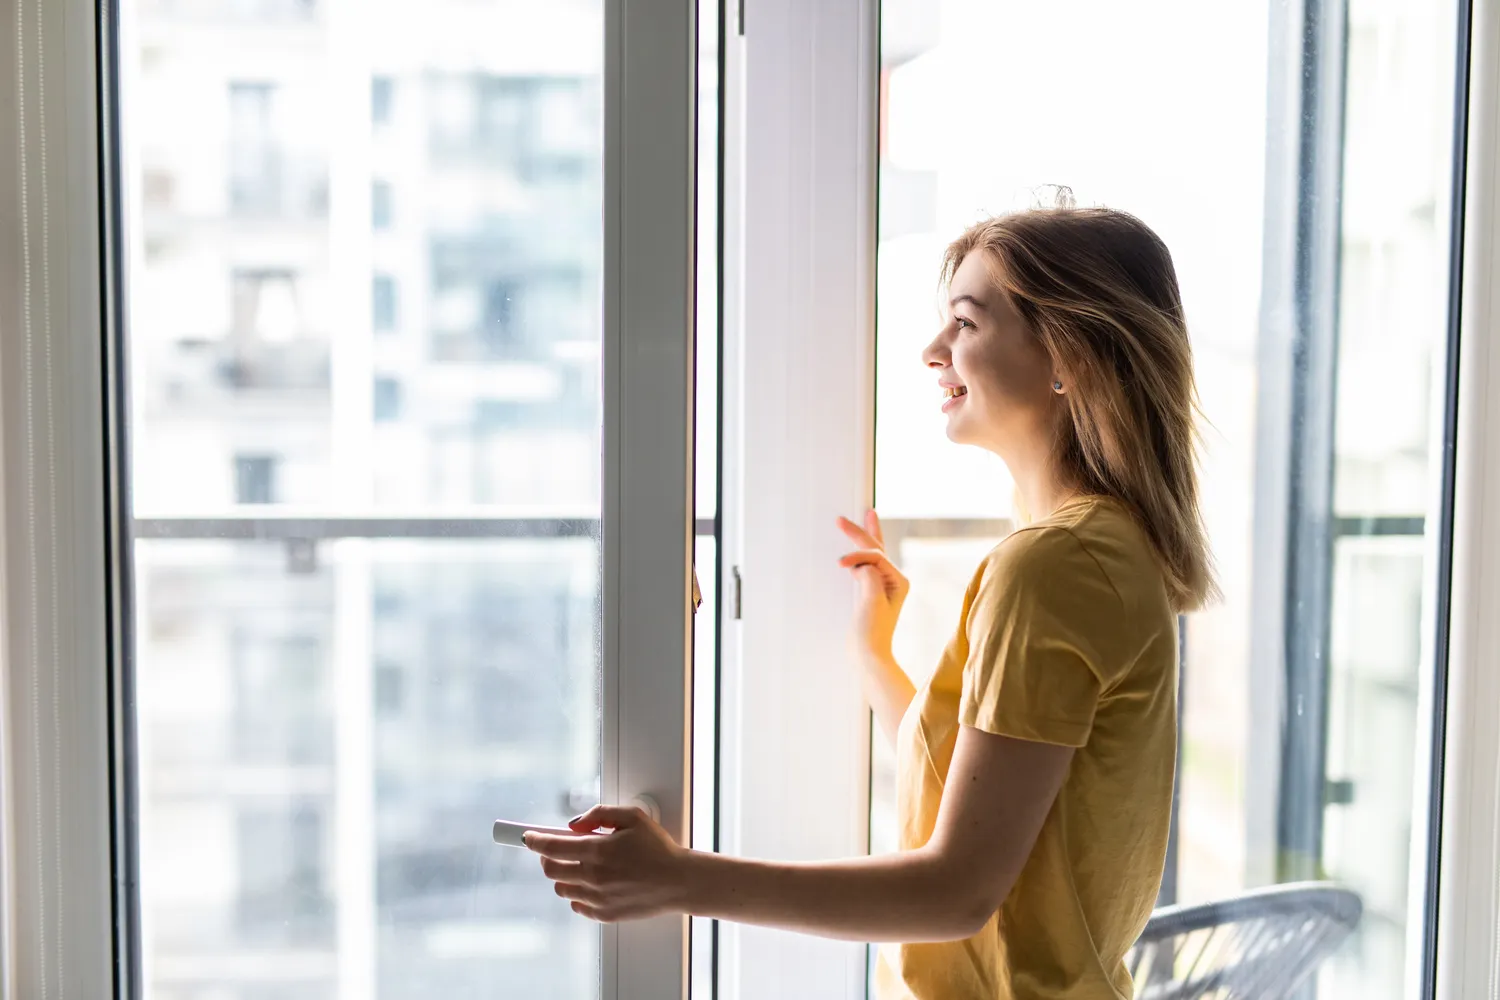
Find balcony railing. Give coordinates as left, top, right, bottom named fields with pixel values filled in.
left=134, top=513, right=717, bottom=541
left=132, top=513, right=1018, bottom=549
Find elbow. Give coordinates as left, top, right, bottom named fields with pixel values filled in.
left=906, top=851, right=1014, bottom=941
left=927, top=859, right=1012, bottom=941
left=948, top=894, right=1002, bottom=941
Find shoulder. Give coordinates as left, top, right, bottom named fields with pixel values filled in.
left=977, top=520, right=1121, bottom=609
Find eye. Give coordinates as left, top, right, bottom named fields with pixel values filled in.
left=954, top=316, right=976, bottom=331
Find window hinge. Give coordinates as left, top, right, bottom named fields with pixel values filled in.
left=732, top=565, right=743, bottom=620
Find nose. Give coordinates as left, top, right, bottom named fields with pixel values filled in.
left=922, top=329, right=950, bottom=369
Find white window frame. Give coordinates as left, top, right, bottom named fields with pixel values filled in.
left=603, top=0, right=699, bottom=996
left=720, top=4, right=1500, bottom=1000
left=0, top=0, right=700, bottom=997
left=1437, top=0, right=1500, bottom=995
left=0, top=0, right=116, bottom=995
left=715, top=0, right=879, bottom=997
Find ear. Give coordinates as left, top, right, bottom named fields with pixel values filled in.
left=1051, top=379, right=1066, bottom=394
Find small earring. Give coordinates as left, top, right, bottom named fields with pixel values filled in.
left=1052, top=380, right=1064, bottom=392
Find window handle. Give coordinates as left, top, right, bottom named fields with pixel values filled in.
left=631, top=794, right=661, bottom=824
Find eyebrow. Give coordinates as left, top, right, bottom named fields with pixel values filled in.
left=949, top=293, right=988, bottom=312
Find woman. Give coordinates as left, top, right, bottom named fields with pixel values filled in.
left=525, top=204, right=1216, bottom=999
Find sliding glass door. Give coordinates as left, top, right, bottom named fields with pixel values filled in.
left=872, top=1, right=1464, bottom=997
left=112, top=1, right=698, bottom=997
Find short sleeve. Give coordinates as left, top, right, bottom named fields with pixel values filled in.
left=958, top=527, right=1118, bottom=748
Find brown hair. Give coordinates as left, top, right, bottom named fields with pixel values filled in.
left=943, top=204, right=1218, bottom=612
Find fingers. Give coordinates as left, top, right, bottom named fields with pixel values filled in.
left=864, top=509, right=884, bottom=547
left=549, top=863, right=606, bottom=893
left=845, top=557, right=909, bottom=604
left=540, top=856, right=594, bottom=883
left=569, top=804, right=648, bottom=833
left=524, top=831, right=599, bottom=861
left=836, top=515, right=881, bottom=552
left=570, top=900, right=616, bottom=923
left=852, top=565, right=882, bottom=601
left=839, top=550, right=906, bottom=586
left=838, top=548, right=894, bottom=570
left=547, top=861, right=625, bottom=924
left=556, top=884, right=615, bottom=923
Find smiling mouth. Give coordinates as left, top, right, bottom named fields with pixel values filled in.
left=942, top=386, right=968, bottom=400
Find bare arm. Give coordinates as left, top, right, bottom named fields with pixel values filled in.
left=859, top=650, right=917, bottom=746
left=527, top=724, right=1074, bottom=942
left=837, top=512, right=917, bottom=745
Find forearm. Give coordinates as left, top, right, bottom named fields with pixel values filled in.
left=676, top=847, right=985, bottom=944
left=860, top=652, right=917, bottom=746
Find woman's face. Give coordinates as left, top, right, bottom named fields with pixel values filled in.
left=922, top=251, right=1060, bottom=457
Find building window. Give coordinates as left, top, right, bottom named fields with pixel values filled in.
left=234, top=455, right=278, bottom=505
left=227, top=82, right=278, bottom=215
left=372, top=180, right=393, bottom=229
left=374, top=376, right=401, bottom=422
left=482, top=279, right=520, bottom=354
left=372, top=274, right=397, bottom=332
left=231, top=269, right=299, bottom=341
left=371, top=75, right=394, bottom=125
left=374, top=662, right=405, bottom=716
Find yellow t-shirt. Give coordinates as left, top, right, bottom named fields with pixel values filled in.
left=874, top=495, right=1177, bottom=1000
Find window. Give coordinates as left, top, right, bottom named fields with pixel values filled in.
left=234, top=454, right=278, bottom=504
left=868, top=0, right=1463, bottom=997
left=226, top=79, right=326, bottom=219
left=231, top=268, right=300, bottom=341
left=65, top=0, right=697, bottom=997
left=373, top=376, right=401, bottom=421
left=372, top=75, right=394, bottom=124
left=482, top=279, right=519, bottom=352
left=374, top=660, right=405, bottom=715
left=13, top=0, right=1500, bottom=997
left=372, top=179, right=393, bottom=229
left=429, top=266, right=538, bottom=362
left=227, top=82, right=278, bottom=214
left=373, top=274, right=397, bottom=331
left=234, top=804, right=331, bottom=946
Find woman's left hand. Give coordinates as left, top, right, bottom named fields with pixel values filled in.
left=837, top=511, right=909, bottom=664
left=524, top=804, right=691, bottom=923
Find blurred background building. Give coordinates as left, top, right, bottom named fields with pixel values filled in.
left=128, top=1, right=605, bottom=997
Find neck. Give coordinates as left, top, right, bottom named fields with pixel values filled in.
left=1004, top=445, right=1077, bottom=522
left=1020, top=478, right=1079, bottom=522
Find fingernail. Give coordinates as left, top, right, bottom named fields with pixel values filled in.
left=568, top=814, right=585, bottom=825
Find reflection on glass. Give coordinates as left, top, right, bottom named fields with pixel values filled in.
left=127, top=1, right=603, bottom=514
left=873, top=1, right=1457, bottom=998
left=368, top=540, right=599, bottom=997
left=136, top=540, right=600, bottom=998
left=124, top=1, right=606, bottom=997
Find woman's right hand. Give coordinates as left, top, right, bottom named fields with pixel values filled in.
left=836, top=511, right=910, bottom=664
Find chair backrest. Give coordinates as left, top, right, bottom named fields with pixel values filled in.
left=1125, top=882, right=1363, bottom=999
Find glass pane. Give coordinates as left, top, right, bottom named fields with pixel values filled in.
left=122, top=0, right=609, bottom=997
left=136, top=539, right=599, bottom=998
left=872, top=1, right=1459, bottom=998
left=126, top=0, right=603, bottom=515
